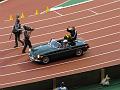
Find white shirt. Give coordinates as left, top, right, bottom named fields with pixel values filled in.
left=58, top=86, right=68, bottom=90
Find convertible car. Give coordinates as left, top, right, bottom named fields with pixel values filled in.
left=29, top=38, right=89, bottom=64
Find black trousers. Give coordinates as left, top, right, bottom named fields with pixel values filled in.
left=22, top=39, right=32, bottom=53
left=14, top=32, right=24, bottom=46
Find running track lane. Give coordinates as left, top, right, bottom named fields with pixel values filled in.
left=1, top=0, right=120, bottom=34
left=2, top=0, right=119, bottom=26
left=0, top=0, right=119, bottom=74
left=55, top=0, right=120, bottom=14
left=0, top=50, right=120, bottom=88
left=0, top=0, right=119, bottom=71
left=0, top=23, right=120, bottom=58
left=0, top=0, right=66, bottom=21
left=0, top=29, right=120, bottom=66
left=0, top=0, right=119, bottom=88
left=0, top=7, right=120, bottom=50
left=0, top=40, right=120, bottom=75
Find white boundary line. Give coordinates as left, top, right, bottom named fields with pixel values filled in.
left=1, top=58, right=120, bottom=86
left=0, top=9, right=120, bottom=45
left=0, top=31, right=120, bottom=60
left=86, top=32, right=120, bottom=42
left=0, top=0, right=120, bottom=30
left=0, top=7, right=120, bottom=38
left=0, top=48, right=120, bottom=77
left=0, top=61, right=31, bottom=68
left=53, top=11, right=63, bottom=16
left=0, top=22, right=120, bottom=52
left=50, top=0, right=94, bottom=11
left=0, top=0, right=8, bottom=4
left=89, top=9, right=98, bottom=14
left=90, top=40, right=120, bottom=49
left=51, top=0, right=70, bottom=9
left=0, top=40, right=120, bottom=68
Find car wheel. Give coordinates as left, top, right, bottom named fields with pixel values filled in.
left=42, top=57, right=50, bottom=64
left=76, top=49, right=83, bottom=56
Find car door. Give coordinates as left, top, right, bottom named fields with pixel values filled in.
left=56, top=45, right=74, bottom=59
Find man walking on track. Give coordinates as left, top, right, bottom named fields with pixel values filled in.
left=67, top=26, right=77, bottom=41
left=12, top=14, right=24, bottom=48
left=22, top=25, right=34, bottom=53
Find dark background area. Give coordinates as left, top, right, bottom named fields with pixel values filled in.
left=2, top=65, right=120, bottom=90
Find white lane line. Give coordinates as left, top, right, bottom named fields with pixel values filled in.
left=0, top=11, right=120, bottom=45
left=0, top=60, right=31, bottom=68
left=0, top=31, right=120, bottom=60
left=89, top=9, right=98, bottom=14
left=51, top=0, right=70, bottom=10
left=0, top=0, right=120, bottom=30
left=28, top=14, right=36, bottom=17
left=90, top=40, right=120, bottom=49
left=0, top=61, right=31, bottom=68
left=53, top=11, right=63, bottom=16
left=79, top=23, right=120, bottom=35
left=86, top=32, right=120, bottom=42
left=2, top=58, right=120, bottom=86
left=0, top=40, right=120, bottom=68
left=1, top=58, right=119, bottom=86
left=31, top=8, right=120, bottom=29
left=0, top=53, right=27, bottom=60
left=4, top=20, right=10, bottom=22
left=1, top=7, right=120, bottom=36
left=0, top=7, right=120, bottom=42
left=1, top=6, right=120, bottom=38
left=0, top=48, right=120, bottom=77
left=50, top=0, right=93, bottom=11
left=0, top=22, right=120, bottom=52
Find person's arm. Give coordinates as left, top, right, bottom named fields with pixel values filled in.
left=9, top=32, right=13, bottom=40
left=73, top=30, right=77, bottom=39
left=67, top=28, right=72, bottom=33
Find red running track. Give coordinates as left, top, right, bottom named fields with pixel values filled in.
left=0, top=0, right=120, bottom=89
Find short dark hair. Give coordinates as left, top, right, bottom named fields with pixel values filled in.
left=23, top=25, right=34, bottom=31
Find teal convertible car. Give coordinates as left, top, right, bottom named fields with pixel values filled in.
left=29, top=38, right=89, bottom=64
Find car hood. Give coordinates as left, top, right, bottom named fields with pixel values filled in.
left=30, top=44, right=57, bottom=56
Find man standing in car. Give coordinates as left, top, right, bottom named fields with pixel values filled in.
left=22, top=25, right=33, bottom=53
left=66, top=26, right=77, bottom=46
left=67, top=26, right=77, bottom=41
left=12, top=14, right=24, bottom=48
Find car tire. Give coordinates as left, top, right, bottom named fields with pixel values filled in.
left=76, top=49, right=83, bottom=56
left=42, top=57, right=50, bottom=64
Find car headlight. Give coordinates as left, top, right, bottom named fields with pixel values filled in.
left=37, top=55, right=43, bottom=59
left=37, top=55, right=40, bottom=58
left=29, top=49, right=31, bottom=52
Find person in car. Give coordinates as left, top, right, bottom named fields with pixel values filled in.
left=62, top=39, right=68, bottom=48
left=49, top=38, right=61, bottom=48
left=67, top=26, right=77, bottom=41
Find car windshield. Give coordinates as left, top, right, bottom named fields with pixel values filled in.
left=48, top=39, right=61, bottom=48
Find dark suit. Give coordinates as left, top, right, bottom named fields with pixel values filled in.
left=67, top=28, right=77, bottom=40
left=13, top=19, right=24, bottom=48
left=22, top=30, right=32, bottom=53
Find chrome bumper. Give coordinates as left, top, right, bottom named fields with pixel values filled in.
left=29, top=56, right=41, bottom=62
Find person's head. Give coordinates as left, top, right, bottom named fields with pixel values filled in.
left=61, top=82, right=65, bottom=87
left=67, top=26, right=73, bottom=30
left=23, top=25, right=34, bottom=31
left=16, top=14, right=20, bottom=19
left=63, top=39, right=68, bottom=48
left=23, top=25, right=27, bottom=30
left=72, top=26, right=75, bottom=30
